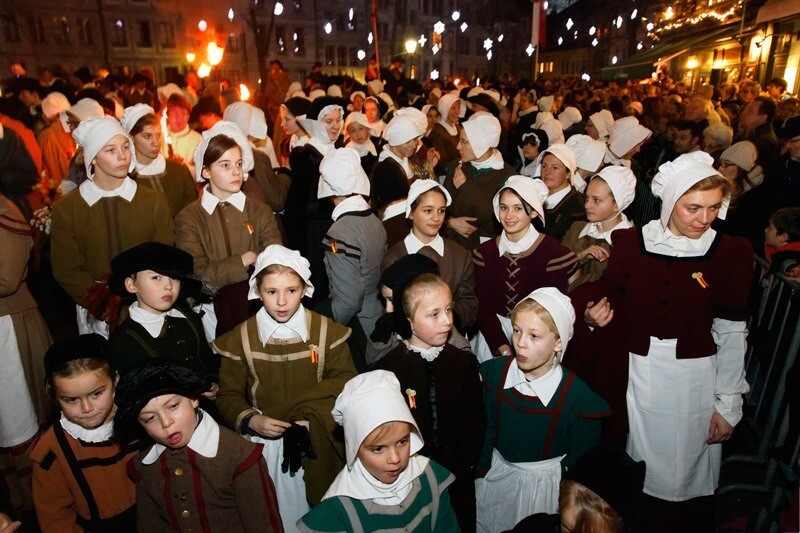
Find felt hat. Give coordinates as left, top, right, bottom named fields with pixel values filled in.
left=608, top=116, right=651, bottom=159
left=376, top=254, right=440, bottom=340
left=462, top=112, right=501, bottom=159
left=517, top=287, right=576, bottom=357
left=282, top=97, right=310, bottom=119
left=652, top=150, right=727, bottom=228
left=591, top=165, right=636, bottom=212
left=493, top=176, right=549, bottom=225
left=192, top=121, right=254, bottom=182
left=249, top=244, right=314, bottom=299
left=467, top=92, right=500, bottom=118
left=223, top=102, right=269, bottom=140
left=72, top=117, right=136, bottom=179
left=383, top=116, right=421, bottom=147
left=318, top=147, right=371, bottom=198
left=44, top=334, right=111, bottom=378
left=120, top=103, right=155, bottom=134
left=566, top=134, right=606, bottom=173
left=109, top=242, right=203, bottom=299
left=405, top=179, right=451, bottom=218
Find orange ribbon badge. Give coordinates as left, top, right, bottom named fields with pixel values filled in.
left=692, top=272, right=710, bottom=289
left=309, top=344, right=319, bottom=364
left=406, top=388, right=417, bottom=409
left=330, top=240, right=338, bottom=254
left=245, top=222, right=254, bottom=235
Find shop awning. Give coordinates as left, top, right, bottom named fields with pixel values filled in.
left=756, top=0, right=800, bottom=23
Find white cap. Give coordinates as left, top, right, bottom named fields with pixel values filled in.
left=608, top=116, right=651, bottom=159
left=327, top=85, right=343, bottom=98
left=72, top=117, right=136, bottom=180
left=344, top=112, right=376, bottom=136
left=318, top=147, right=371, bottom=198
left=285, top=82, right=303, bottom=101
left=462, top=112, right=501, bottom=159
left=333, top=370, right=423, bottom=467
left=558, top=106, right=583, bottom=130
left=249, top=244, right=314, bottom=299
left=537, top=95, right=555, bottom=113
left=350, top=90, right=366, bottom=103
left=223, top=102, right=269, bottom=140
left=367, top=79, right=384, bottom=96
left=591, top=165, right=636, bottom=212
left=437, top=93, right=465, bottom=120
left=120, top=103, right=155, bottom=134
left=41, top=92, right=70, bottom=119
left=192, top=121, right=254, bottom=182
left=493, top=176, right=549, bottom=225
left=540, top=118, right=565, bottom=145
left=537, top=143, right=577, bottom=180
left=516, top=287, right=576, bottom=358
left=309, top=88, right=326, bottom=100
left=376, top=92, right=395, bottom=112
left=68, top=98, right=105, bottom=122
left=405, top=179, right=452, bottom=218
left=467, top=86, right=484, bottom=98
left=394, top=107, right=428, bottom=137
left=589, top=109, right=615, bottom=140
left=383, top=116, right=422, bottom=147
left=566, top=134, right=605, bottom=173
left=156, top=83, right=183, bottom=103
left=652, top=151, right=727, bottom=228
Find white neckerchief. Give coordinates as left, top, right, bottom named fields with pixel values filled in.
left=578, top=214, right=633, bottom=245
left=544, top=185, right=571, bottom=209
left=136, top=154, right=167, bottom=175
left=332, top=195, right=371, bottom=222
left=404, top=231, right=445, bottom=256
left=382, top=201, right=407, bottom=221
left=503, top=360, right=562, bottom=406
left=518, top=106, right=536, bottom=118
left=290, top=133, right=309, bottom=150
left=323, top=455, right=430, bottom=504
left=641, top=219, right=717, bottom=258
left=79, top=177, right=137, bottom=207
left=60, top=413, right=114, bottom=443
left=347, top=139, right=377, bottom=157
left=520, top=157, right=538, bottom=178
left=128, top=301, right=187, bottom=338
left=200, top=187, right=247, bottom=215
left=404, top=339, right=445, bottom=362
left=256, top=306, right=309, bottom=344
left=142, top=409, right=219, bottom=465
left=378, top=145, right=414, bottom=179
left=498, top=224, right=539, bottom=256
left=437, top=119, right=458, bottom=137
left=470, top=149, right=505, bottom=171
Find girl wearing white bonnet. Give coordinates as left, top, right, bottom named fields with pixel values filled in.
left=427, top=92, right=465, bottom=173
left=562, top=165, right=636, bottom=291
left=476, top=287, right=609, bottom=532
left=373, top=115, right=422, bottom=184
left=343, top=111, right=378, bottom=174
left=583, top=151, right=752, bottom=531
left=318, top=147, right=387, bottom=368
left=298, top=370, right=459, bottom=531
left=50, top=116, right=173, bottom=336
left=535, top=143, right=586, bottom=241
left=442, top=112, right=515, bottom=251
left=363, top=96, right=387, bottom=137
left=472, top=176, right=578, bottom=362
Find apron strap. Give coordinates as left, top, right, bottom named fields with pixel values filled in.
left=339, top=498, right=365, bottom=533
left=52, top=423, right=101, bottom=523
left=424, top=464, right=440, bottom=527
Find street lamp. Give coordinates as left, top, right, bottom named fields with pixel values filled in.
left=405, top=39, right=418, bottom=79
left=207, top=42, right=224, bottom=66
left=186, top=52, right=196, bottom=63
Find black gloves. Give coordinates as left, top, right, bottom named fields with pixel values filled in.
left=281, top=422, right=316, bottom=475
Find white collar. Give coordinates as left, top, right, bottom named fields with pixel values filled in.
left=404, top=231, right=445, bottom=256
left=256, top=306, right=309, bottom=344
left=403, top=340, right=445, bottom=362
left=577, top=214, right=633, bottom=245
left=518, top=106, right=536, bottom=117
left=471, top=149, right=505, bottom=170
left=346, top=139, right=377, bottom=157
left=520, top=158, right=538, bottom=178
left=332, top=195, right=371, bottom=221
left=79, top=177, right=137, bottom=207
left=136, top=154, right=167, bottom=175
left=544, top=185, right=571, bottom=209
left=378, top=145, right=414, bottom=179
left=382, top=201, right=407, bottom=221
left=128, top=301, right=186, bottom=338
left=503, top=360, right=562, bottom=406
left=59, top=413, right=114, bottom=443
left=323, top=455, right=429, bottom=504
left=641, top=220, right=717, bottom=257
left=498, top=224, right=539, bottom=256
left=142, top=409, right=219, bottom=465
left=308, top=136, right=337, bottom=157
left=200, top=187, right=247, bottom=215
left=290, top=133, right=309, bottom=150
left=437, top=119, right=458, bottom=136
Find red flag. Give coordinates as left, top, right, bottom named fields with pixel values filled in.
left=531, top=1, right=547, bottom=47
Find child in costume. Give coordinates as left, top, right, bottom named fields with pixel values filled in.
left=29, top=335, right=138, bottom=532
left=116, top=359, right=283, bottom=532
left=214, top=245, right=357, bottom=531
left=298, top=370, right=459, bottom=532
left=476, top=287, right=609, bottom=532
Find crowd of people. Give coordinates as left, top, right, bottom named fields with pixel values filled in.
left=0, top=58, right=799, bottom=533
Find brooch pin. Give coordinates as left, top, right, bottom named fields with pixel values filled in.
left=329, top=240, right=338, bottom=254
left=245, top=222, right=254, bottom=235
left=309, top=344, right=319, bottom=364
left=692, top=272, right=710, bottom=289
left=406, top=388, right=417, bottom=408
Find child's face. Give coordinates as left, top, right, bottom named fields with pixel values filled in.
left=765, top=222, right=789, bottom=248
left=347, top=122, right=371, bottom=144
left=124, top=270, right=181, bottom=314
left=409, top=190, right=446, bottom=240
left=512, top=309, right=562, bottom=380
left=584, top=179, right=618, bottom=223
left=257, top=271, right=305, bottom=323
left=202, top=146, right=244, bottom=200
left=54, top=370, right=116, bottom=430
left=92, top=134, right=131, bottom=180
left=358, top=422, right=412, bottom=484
left=498, top=190, right=534, bottom=238
left=522, top=142, right=539, bottom=161
left=408, top=286, right=453, bottom=349
left=137, top=394, right=199, bottom=449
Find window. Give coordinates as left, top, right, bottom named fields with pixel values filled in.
left=292, top=28, right=304, bottom=55
left=159, top=22, right=174, bottom=48
left=110, top=19, right=127, bottom=47
left=2, top=16, right=21, bottom=43
left=54, top=16, right=70, bottom=44
left=78, top=18, right=92, bottom=45
left=28, top=16, right=46, bottom=43
left=337, top=45, right=347, bottom=67
left=275, top=25, right=287, bottom=55
left=137, top=21, right=152, bottom=47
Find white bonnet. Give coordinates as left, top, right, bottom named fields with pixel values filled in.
left=406, top=179, right=452, bottom=218
left=41, top=92, right=71, bottom=119
left=493, top=176, right=549, bottom=225
left=327, top=85, right=343, bottom=98
left=350, top=90, right=366, bottom=103
left=558, top=106, right=583, bottom=130
left=367, top=79, right=385, bottom=96
left=462, top=112, right=501, bottom=158
left=383, top=116, right=422, bottom=146
left=193, top=121, right=254, bottom=182
left=394, top=107, right=428, bottom=137
left=223, top=102, right=269, bottom=140
left=309, top=88, right=326, bottom=101
left=588, top=109, right=615, bottom=140
left=538, top=143, right=577, bottom=179
left=540, top=118, right=565, bottom=145
left=608, top=116, right=651, bottom=159
left=566, top=134, right=605, bottom=173
left=537, top=95, right=555, bottom=113
left=437, top=93, right=465, bottom=120
left=318, top=147, right=371, bottom=198
left=68, top=98, right=105, bottom=122
left=120, top=104, right=155, bottom=134
left=591, top=165, right=637, bottom=212
left=72, top=117, right=136, bottom=180
left=467, top=86, right=484, bottom=98
left=651, top=151, right=727, bottom=227
left=344, top=112, right=376, bottom=136
left=516, top=287, right=576, bottom=358
left=248, top=244, right=314, bottom=299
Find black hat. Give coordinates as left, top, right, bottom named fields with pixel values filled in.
left=282, top=96, right=311, bottom=118
left=565, top=445, right=646, bottom=530
left=778, top=115, right=800, bottom=140
left=109, top=242, right=203, bottom=299
left=520, top=128, right=549, bottom=152
left=114, top=358, right=210, bottom=440
left=376, top=254, right=440, bottom=340
left=189, top=95, right=222, bottom=123
left=467, top=92, right=500, bottom=118
left=44, top=334, right=111, bottom=377
left=307, top=96, right=348, bottom=121
left=371, top=169, right=410, bottom=210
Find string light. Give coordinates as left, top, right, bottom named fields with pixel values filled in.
left=589, top=26, right=596, bottom=35
left=418, top=34, right=427, bottom=47
left=591, top=38, right=599, bottom=47
left=612, top=55, right=618, bottom=64
left=357, top=49, right=366, bottom=60
left=451, top=10, right=460, bottom=21
left=566, top=18, right=574, bottom=30
left=650, top=1, right=742, bottom=35
left=432, top=43, right=440, bottom=54
left=433, top=21, right=445, bottom=34
left=615, top=16, right=623, bottom=28
left=557, top=36, right=563, bottom=45
left=630, top=9, right=638, bottom=19
left=483, top=38, right=493, bottom=50
left=431, top=69, right=439, bottom=80
left=274, top=2, right=284, bottom=15
left=323, top=22, right=332, bottom=34
left=228, top=9, right=234, bottom=21
left=526, top=43, right=535, bottom=56
left=348, top=7, right=354, bottom=20
left=582, top=73, right=591, bottom=81
left=498, top=34, right=504, bottom=42
left=637, top=42, right=643, bottom=50
left=460, top=22, right=468, bottom=32
left=487, top=50, right=492, bottom=60
left=368, top=31, right=373, bottom=44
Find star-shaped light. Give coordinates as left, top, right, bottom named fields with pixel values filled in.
left=431, top=69, right=440, bottom=80
left=418, top=34, right=427, bottom=47
left=483, top=38, right=493, bottom=50
left=591, top=38, right=599, bottom=47
left=433, top=21, right=445, bottom=34
left=460, top=22, right=468, bottom=32
left=526, top=43, right=535, bottom=56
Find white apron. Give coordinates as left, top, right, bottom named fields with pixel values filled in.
left=470, top=331, right=494, bottom=364
left=627, top=337, right=720, bottom=501
left=248, top=434, right=310, bottom=533
left=0, top=315, right=39, bottom=447
left=475, top=450, right=564, bottom=532
left=75, top=304, right=109, bottom=338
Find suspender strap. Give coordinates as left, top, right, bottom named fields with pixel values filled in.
left=52, top=423, right=101, bottom=522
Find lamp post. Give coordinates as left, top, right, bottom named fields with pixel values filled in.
left=405, top=38, right=418, bottom=79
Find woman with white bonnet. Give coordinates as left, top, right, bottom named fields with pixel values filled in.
left=583, top=151, right=752, bottom=532
left=536, top=144, right=586, bottom=241
left=284, top=96, right=346, bottom=302
left=349, top=90, right=366, bottom=113
left=443, top=112, right=515, bottom=251
left=565, top=134, right=606, bottom=193
left=428, top=92, right=465, bottom=174
left=585, top=109, right=615, bottom=142
left=174, top=120, right=282, bottom=338
left=343, top=111, right=378, bottom=175
left=50, top=116, right=173, bottom=336
left=558, top=106, right=583, bottom=139
left=275, top=96, right=311, bottom=167
left=604, top=115, right=652, bottom=167
left=363, top=96, right=387, bottom=137
left=395, top=106, right=442, bottom=182
left=561, top=165, right=636, bottom=291
left=317, top=147, right=387, bottom=369
left=298, top=370, right=459, bottom=531
left=120, top=103, right=196, bottom=217
left=382, top=179, right=478, bottom=330
left=371, top=116, right=421, bottom=192
left=473, top=176, right=577, bottom=361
